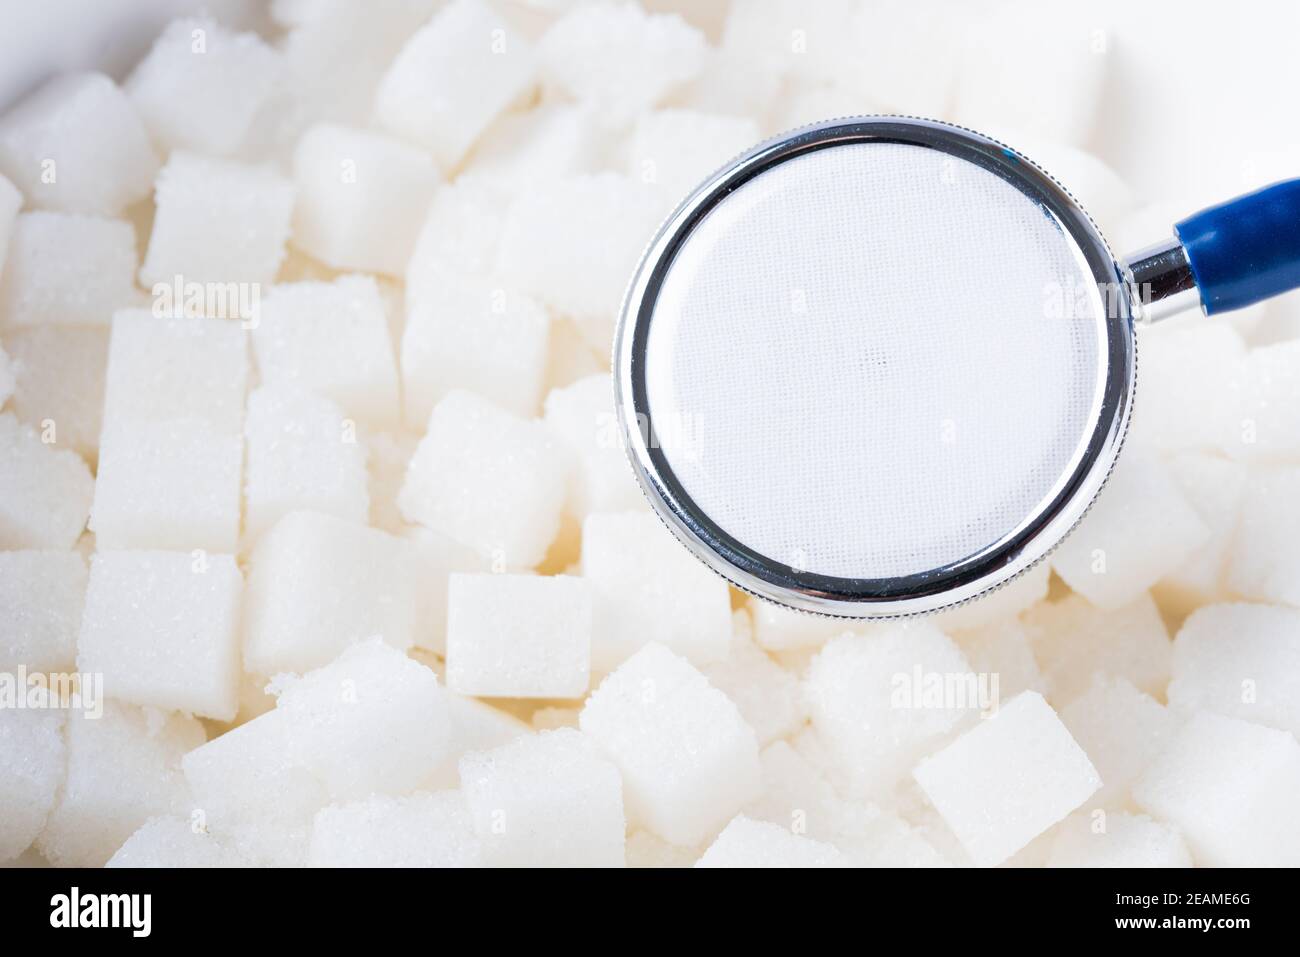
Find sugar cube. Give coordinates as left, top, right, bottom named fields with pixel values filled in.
left=580, top=643, right=760, bottom=846
left=1021, top=593, right=1171, bottom=705
left=1059, top=674, right=1178, bottom=809
left=401, top=267, right=550, bottom=424
left=1168, top=603, right=1300, bottom=738
left=1155, top=452, right=1247, bottom=608
left=404, top=177, right=512, bottom=308
left=398, top=390, right=568, bottom=569
left=107, top=816, right=250, bottom=868
left=101, top=311, right=248, bottom=435
left=913, top=691, right=1100, bottom=867
left=720, top=0, right=858, bottom=86
left=77, top=551, right=242, bottom=721
left=243, top=511, right=419, bottom=675
left=543, top=373, right=646, bottom=518
left=182, top=707, right=327, bottom=866
left=0, top=550, right=86, bottom=673
left=932, top=563, right=1051, bottom=633
left=459, top=729, right=625, bottom=866
left=495, top=172, right=667, bottom=352
left=1050, top=452, right=1209, bottom=608
left=446, top=573, right=592, bottom=699
left=243, top=386, right=369, bottom=544
left=804, top=623, right=981, bottom=797
left=1227, top=466, right=1300, bottom=607
left=140, top=151, right=294, bottom=288
left=625, top=830, right=699, bottom=868
left=375, top=0, right=536, bottom=169
left=749, top=600, right=855, bottom=652
left=627, top=108, right=760, bottom=208
left=697, top=815, right=843, bottom=868
left=308, top=792, right=483, bottom=868
left=0, top=72, right=158, bottom=216
left=1133, top=712, right=1300, bottom=866
left=422, top=692, right=533, bottom=790
left=581, top=511, right=731, bottom=671
left=90, top=419, right=243, bottom=552
left=276, top=639, right=451, bottom=802
left=702, top=613, right=805, bottom=746
left=127, top=18, right=283, bottom=157
left=0, top=708, right=65, bottom=862
left=0, top=412, right=93, bottom=548
left=292, top=123, right=440, bottom=276
left=403, top=525, right=490, bottom=654
left=1128, top=323, right=1245, bottom=454
left=39, top=703, right=204, bottom=868
left=537, top=3, right=706, bottom=125
left=1218, top=340, right=1300, bottom=461
left=1046, top=811, right=1192, bottom=868
left=0, top=211, right=138, bottom=327
left=951, top=618, right=1046, bottom=700
left=468, top=104, right=604, bottom=194
left=4, top=325, right=110, bottom=462
left=251, top=275, right=401, bottom=430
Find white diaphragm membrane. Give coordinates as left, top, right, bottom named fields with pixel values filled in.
left=641, top=141, right=1109, bottom=582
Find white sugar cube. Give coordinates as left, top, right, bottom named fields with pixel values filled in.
left=127, top=18, right=283, bottom=157
left=244, top=511, right=419, bottom=675
left=1227, top=467, right=1300, bottom=607
left=1046, top=811, right=1192, bottom=868
left=1128, top=323, right=1245, bottom=454
left=375, top=0, right=536, bottom=169
left=1022, top=593, right=1171, bottom=705
left=0, top=551, right=86, bottom=673
left=0, top=172, right=21, bottom=273
left=423, top=693, right=534, bottom=790
left=446, top=574, right=592, bottom=698
left=953, top=3, right=1106, bottom=147
left=0, top=412, right=93, bottom=548
left=913, top=691, right=1100, bottom=867
left=0, top=72, right=158, bottom=216
left=182, top=708, right=327, bottom=866
left=627, top=108, right=760, bottom=208
left=676, top=49, right=782, bottom=119
left=580, top=643, right=760, bottom=846
left=696, top=815, right=843, bottom=868
left=1169, top=603, right=1300, bottom=738
left=107, top=816, right=250, bottom=868
left=77, top=551, right=242, bottom=721
left=277, top=639, right=451, bottom=802
left=749, top=600, right=855, bottom=652
left=1156, top=452, right=1247, bottom=607
left=308, top=791, right=483, bottom=868
left=1051, top=452, right=1209, bottom=608
left=39, top=703, right=203, bottom=867
left=4, top=325, right=110, bottom=462
left=401, top=267, right=550, bottom=424
left=952, top=619, right=1046, bottom=700
left=495, top=172, right=667, bottom=352
left=543, top=373, right=647, bottom=518
left=252, top=275, right=401, bottom=430
left=702, top=614, right=805, bottom=746
left=459, top=729, right=624, bottom=866
left=399, top=390, right=568, bottom=569
left=932, top=563, right=1051, bottom=632
left=0, top=709, right=65, bottom=862
left=537, top=2, right=706, bottom=124
left=1059, top=675, right=1177, bottom=809
left=581, top=511, right=731, bottom=671
left=0, top=211, right=137, bottom=326
left=805, top=623, right=981, bottom=797
left=1218, top=340, right=1300, bottom=461
left=91, top=419, right=242, bottom=552
left=244, top=386, right=369, bottom=544
left=102, top=311, right=249, bottom=434
left=720, top=0, right=857, bottom=86
left=403, top=525, right=490, bottom=654
left=140, top=151, right=294, bottom=288
left=625, top=830, right=699, bottom=868
left=405, top=177, right=512, bottom=308
left=292, top=123, right=440, bottom=277
left=469, top=104, right=604, bottom=194
left=1133, top=712, right=1300, bottom=866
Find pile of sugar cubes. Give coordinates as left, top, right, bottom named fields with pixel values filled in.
left=2, top=0, right=1299, bottom=868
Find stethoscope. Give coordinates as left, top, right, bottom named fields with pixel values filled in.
left=613, top=116, right=1298, bottom=618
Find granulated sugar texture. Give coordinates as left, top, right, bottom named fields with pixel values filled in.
left=1, top=0, right=1298, bottom=868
